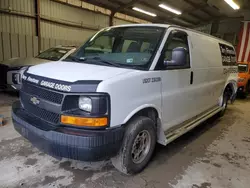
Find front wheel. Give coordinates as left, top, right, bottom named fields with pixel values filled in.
left=111, top=116, right=156, bottom=175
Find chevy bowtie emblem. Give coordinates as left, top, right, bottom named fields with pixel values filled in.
left=30, top=97, right=40, bottom=105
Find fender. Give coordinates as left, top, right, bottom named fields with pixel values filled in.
left=122, top=104, right=166, bottom=145
left=122, top=104, right=162, bottom=124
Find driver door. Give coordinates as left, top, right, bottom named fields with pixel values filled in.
left=157, top=29, right=195, bottom=131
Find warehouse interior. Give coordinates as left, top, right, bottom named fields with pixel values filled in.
left=1, top=0, right=250, bottom=187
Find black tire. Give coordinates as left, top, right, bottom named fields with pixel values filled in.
left=111, top=116, right=156, bottom=175
left=240, top=92, right=247, bottom=99
left=219, top=92, right=228, bottom=117
left=245, top=82, right=250, bottom=97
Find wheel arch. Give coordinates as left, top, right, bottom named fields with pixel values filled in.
left=122, top=105, right=166, bottom=146
left=123, top=105, right=161, bottom=125
left=224, top=80, right=237, bottom=103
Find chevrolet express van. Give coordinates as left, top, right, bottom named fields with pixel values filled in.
left=12, top=24, right=238, bottom=175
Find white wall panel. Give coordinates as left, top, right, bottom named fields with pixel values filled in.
left=0, top=0, right=35, bottom=35
left=114, top=18, right=135, bottom=26
left=0, top=14, right=35, bottom=35
left=40, top=0, right=109, bottom=28
left=10, top=33, right=19, bottom=58
left=18, top=34, right=26, bottom=58
left=41, top=21, right=95, bottom=42
left=2, top=32, right=11, bottom=59
left=7, top=0, right=35, bottom=15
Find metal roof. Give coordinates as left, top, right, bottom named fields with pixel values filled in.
left=82, top=0, right=249, bottom=27
left=107, top=23, right=234, bottom=45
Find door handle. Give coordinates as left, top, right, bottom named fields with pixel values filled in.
left=190, top=71, right=193, bottom=85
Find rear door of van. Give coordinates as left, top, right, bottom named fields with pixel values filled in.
left=187, top=32, right=221, bottom=112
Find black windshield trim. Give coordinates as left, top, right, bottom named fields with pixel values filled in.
left=67, top=26, right=167, bottom=71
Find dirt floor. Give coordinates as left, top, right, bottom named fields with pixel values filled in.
left=1, top=92, right=250, bottom=188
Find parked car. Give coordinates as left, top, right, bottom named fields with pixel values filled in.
left=0, top=63, right=8, bottom=90
left=1, top=45, right=77, bottom=91
left=12, top=24, right=238, bottom=175
left=237, top=62, right=250, bottom=98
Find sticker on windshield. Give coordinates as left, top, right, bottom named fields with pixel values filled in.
left=126, top=58, right=134, bottom=63
left=59, top=50, right=67, bottom=54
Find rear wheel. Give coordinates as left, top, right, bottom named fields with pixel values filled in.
left=219, top=92, right=229, bottom=117
left=111, top=116, right=156, bottom=175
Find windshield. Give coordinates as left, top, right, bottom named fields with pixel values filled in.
left=66, top=27, right=165, bottom=70
left=37, top=48, right=70, bottom=61
left=238, top=64, right=248, bottom=73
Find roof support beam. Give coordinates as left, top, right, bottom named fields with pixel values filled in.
left=115, top=0, right=141, bottom=13
left=84, top=0, right=194, bottom=26
left=183, top=0, right=213, bottom=17
left=140, top=2, right=196, bottom=25
left=34, top=0, right=41, bottom=52
left=85, top=0, right=116, bottom=10
left=109, top=11, right=115, bottom=26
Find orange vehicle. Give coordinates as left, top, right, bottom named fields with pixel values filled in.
left=238, top=62, right=250, bottom=98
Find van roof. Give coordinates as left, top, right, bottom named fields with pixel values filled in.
left=109, top=23, right=233, bottom=47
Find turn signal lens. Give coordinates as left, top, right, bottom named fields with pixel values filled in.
left=61, top=115, right=108, bottom=127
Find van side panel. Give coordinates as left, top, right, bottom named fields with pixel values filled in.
left=97, top=71, right=162, bottom=128
left=188, top=31, right=227, bottom=111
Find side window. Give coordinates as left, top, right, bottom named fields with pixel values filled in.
left=158, top=30, right=190, bottom=70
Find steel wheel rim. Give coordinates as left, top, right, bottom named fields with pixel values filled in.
left=131, top=130, right=151, bottom=164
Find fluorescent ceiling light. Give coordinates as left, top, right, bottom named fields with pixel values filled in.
left=224, top=0, right=240, bottom=10
left=132, top=7, right=157, bottom=17
left=159, top=4, right=182, bottom=15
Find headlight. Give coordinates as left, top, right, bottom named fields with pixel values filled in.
left=238, top=78, right=245, bottom=82
left=79, top=96, right=92, bottom=112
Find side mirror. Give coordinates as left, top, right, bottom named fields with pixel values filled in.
left=164, top=47, right=187, bottom=67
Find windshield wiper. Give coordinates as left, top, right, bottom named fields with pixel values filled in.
left=65, top=56, right=121, bottom=67
left=65, top=56, right=146, bottom=70
left=64, top=56, right=83, bottom=62
left=80, top=56, right=122, bottom=68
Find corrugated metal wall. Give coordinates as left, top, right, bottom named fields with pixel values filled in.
left=1, top=0, right=35, bottom=14
left=0, top=14, right=35, bottom=35
left=0, top=0, right=138, bottom=61
left=0, top=0, right=35, bottom=35
left=41, top=21, right=95, bottom=42
left=0, top=31, right=84, bottom=61
left=40, top=0, right=108, bottom=41
left=114, top=18, right=135, bottom=26
left=40, top=0, right=109, bottom=28
left=0, top=32, right=38, bottom=61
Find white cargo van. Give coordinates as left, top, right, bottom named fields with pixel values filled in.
left=12, top=24, right=237, bottom=175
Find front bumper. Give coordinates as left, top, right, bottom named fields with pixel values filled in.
left=4, top=84, right=20, bottom=91
left=12, top=101, right=124, bottom=161
left=237, top=86, right=245, bottom=94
